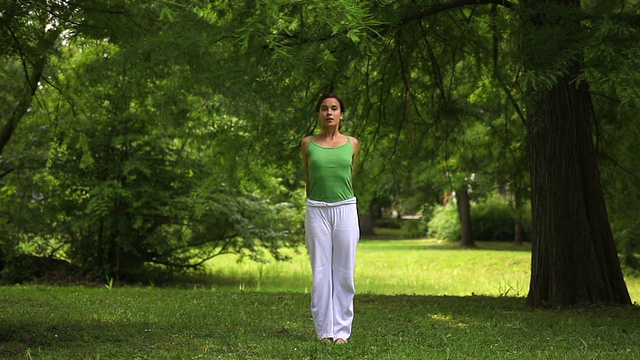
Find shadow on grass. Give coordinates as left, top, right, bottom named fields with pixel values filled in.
left=0, top=292, right=312, bottom=358
left=0, top=295, right=529, bottom=356
left=2, top=291, right=639, bottom=359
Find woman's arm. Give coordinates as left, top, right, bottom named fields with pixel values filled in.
left=350, top=136, right=359, bottom=177
left=301, top=136, right=312, bottom=197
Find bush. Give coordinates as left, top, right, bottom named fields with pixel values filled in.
left=374, top=218, right=401, bottom=229
left=427, top=193, right=531, bottom=242
left=427, top=204, right=460, bottom=241
left=399, top=219, right=427, bottom=238
left=473, top=195, right=516, bottom=241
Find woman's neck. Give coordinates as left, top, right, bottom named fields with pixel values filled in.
left=320, top=126, right=341, bottom=139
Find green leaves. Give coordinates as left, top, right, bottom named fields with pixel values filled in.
left=3, top=0, right=640, bottom=283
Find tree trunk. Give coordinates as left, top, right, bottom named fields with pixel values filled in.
left=359, top=214, right=375, bottom=236
left=358, top=198, right=378, bottom=236
left=0, top=55, right=47, bottom=155
left=0, top=28, right=59, bottom=155
left=456, top=186, right=475, bottom=248
left=513, top=188, right=524, bottom=246
left=513, top=219, right=523, bottom=246
left=523, top=0, right=631, bottom=307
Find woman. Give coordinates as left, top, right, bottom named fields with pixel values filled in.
left=301, top=93, right=360, bottom=344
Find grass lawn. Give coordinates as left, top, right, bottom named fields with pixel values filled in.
left=205, top=237, right=640, bottom=303
left=1, top=236, right=640, bottom=359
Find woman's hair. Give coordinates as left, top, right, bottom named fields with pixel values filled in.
left=315, top=93, right=345, bottom=113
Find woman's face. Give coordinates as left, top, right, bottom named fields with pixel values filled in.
left=317, top=98, right=342, bottom=126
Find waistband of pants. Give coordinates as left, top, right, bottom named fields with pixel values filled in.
left=306, top=197, right=357, bottom=208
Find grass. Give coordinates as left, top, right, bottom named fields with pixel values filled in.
left=1, top=235, right=640, bottom=359
left=206, top=237, right=640, bottom=302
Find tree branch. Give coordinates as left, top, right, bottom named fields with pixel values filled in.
left=154, top=233, right=238, bottom=258
left=146, top=252, right=228, bottom=269
left=398, top=0, right=517, bottom=26
left=266, top=0, right=517, bottom=50
left=0, top=168, right=15, bottom=180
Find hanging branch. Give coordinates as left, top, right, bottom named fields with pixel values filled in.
left=395, top=0, right=517, bottom=27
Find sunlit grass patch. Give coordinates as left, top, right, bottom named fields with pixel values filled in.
left=204, top=237, right=533, bottom=297
left=203, top=235, right=640, bottom=304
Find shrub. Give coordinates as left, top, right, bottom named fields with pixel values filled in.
left=426, top=193, right=531, bottom=242
left=427, top=204, right=460, bottom=241
left=374, top=218, right=401, bottom=229
left=473, top=194, right=516, bottom=241
left=399, top=219, right=427, bottom=238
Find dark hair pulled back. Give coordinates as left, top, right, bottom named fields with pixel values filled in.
left=315, top=93, right=345, bottom=113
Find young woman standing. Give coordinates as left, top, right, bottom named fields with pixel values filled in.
left=300, top=93, right=360, bottom=344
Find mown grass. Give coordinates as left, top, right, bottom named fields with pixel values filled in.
left=205, top=237, right=640, bottom=302
left=1, top=236, right=640, bottom=359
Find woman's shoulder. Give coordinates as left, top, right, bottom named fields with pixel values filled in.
left=301, top=135, right=313, bottom=144
left=300, top=135, right=313, bottom=152
left=348, top=136, right=359, bottom=149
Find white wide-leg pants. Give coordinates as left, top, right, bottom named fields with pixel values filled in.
left=305, top=198, right=359, bottom=341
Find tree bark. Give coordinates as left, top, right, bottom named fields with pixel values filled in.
left=359, top=214, right=376, bottom=236
left=513, top=188, right=525, bottom=246
left=0, top=28, right=59, bottom=155
left=456, top=186, right=475, bottom=248
left=0, top=55, right=47, bottom=155
left=513, top=219, right=523, bottom=246
left=523, top=0, right=630, bottom=307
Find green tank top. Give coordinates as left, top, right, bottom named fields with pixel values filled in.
left=307, top=137, right=355, bottom=202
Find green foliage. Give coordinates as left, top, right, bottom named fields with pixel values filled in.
left=0, top=248, right=32, bottom=284
left=585, top=3, right=640, bottom=272
left=2, top=0, right=640, bottom=285
left=427, top=203, right=461, bottom=242
left=0, top=1, right=309, bottom=282
left=599, top=102, right=640, bottom=272
left=374, top=218, right=401, bottom=229
left=398, top=219, right=427, bottom=239
left=518, top=4, right=589, bottom=92
left=427, top=192, right=531, bottom=242
left=473, top=193, right=531, bottom=242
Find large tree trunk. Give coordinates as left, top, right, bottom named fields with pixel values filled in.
left=456, top=186, right=475, bottom=248
left=523, top=0, right=630, bottom=307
